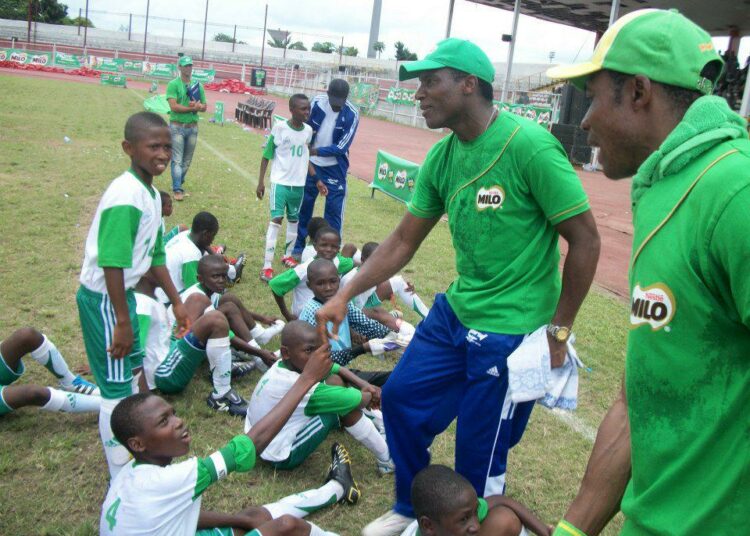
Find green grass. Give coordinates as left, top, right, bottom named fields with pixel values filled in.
left=0, top=74, right=627, bottom=535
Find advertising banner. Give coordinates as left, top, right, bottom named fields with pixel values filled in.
left=191, top=68, right=215, bottom=83
left=214, top=101, right=225, bottom=124
left=144, top=62, right=177, bottom=79
left=121, top=59, right=144, bottom=75
left=1, top=48, right=52, bottom=65
left=90, top=56, right=122, bottom=72
left=386, top=86, right=417, bottom=106
left=494, top=101, right=552, bottom=127
left=54, top=52, right=84, bottom=68
left=371, top=150, right=419, bottom=204
left=100, top=73, right=127, bottom=87
left=349, top=82, right=379, bottom=113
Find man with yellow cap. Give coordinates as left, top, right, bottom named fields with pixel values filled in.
left=315, top=38, right=601, bottom=536
left=547, top=8, right=749, bottom=536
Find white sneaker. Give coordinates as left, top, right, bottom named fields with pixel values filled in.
left=251, top=355, right=269, bottom=373
left=362, top=510, right=414, bottom=536
left=376, top=457, right=395, bottom=476
left=256, top=319, right=285, bottom=345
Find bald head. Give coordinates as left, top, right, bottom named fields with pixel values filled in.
left=198, top=254, right=227, bottom=276
left=307, top=258, right=337, bottom=282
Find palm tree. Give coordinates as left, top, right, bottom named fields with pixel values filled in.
left=267, top=35, right=291, bottom=49
left=373, top=41, right=385, bottom=59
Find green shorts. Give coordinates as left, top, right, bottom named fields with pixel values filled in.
left=269, top=183, right=304, bottom=221
left=0, top=386, right=14, bottom=416
left=77, top=285, right=143, bottom=399
left=154, top=336, right=206, bottom=394
left=195, top=528, right=240, bottom=536
left=364, top=291, right=382, bottom=309
left=0, top=349, right=24, bottom=387
left=272, top=413, right=339, bottom=470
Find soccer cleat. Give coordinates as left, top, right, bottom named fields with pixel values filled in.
left=376, top=457, right=396, bottom=476
left=361, top=510, right=415, bottom=536
left=251, top=355, right=270, bottom=373
left=231, top=361, right=255, bottom=378
left=326, top=443, right=360, bottom=505
left=60, top=375, right=100, bottom=396
left=260, top=268, right=274, bottom=282
left=206, top=389, right=248, bottom=417
left=232, top=253, right=247, bottom=284
left=281, top=256, right=299, bottom=268
left=210, top=244, right=227, bottom=255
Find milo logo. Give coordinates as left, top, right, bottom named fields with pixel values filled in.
left=0, top=51, right=6, bottom=61
left=394, top=170, right=407, bottom=189
left=378, top=162, right=388, bottom=180
left=476, top=185, right=505, bottom=211
left=31, top=54, right=48, bottom=65
left=10, top=51, right=27, bottom=63
left=630, top=283, right=676, bottom=331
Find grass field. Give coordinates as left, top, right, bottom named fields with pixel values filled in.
left=0, top=73, right=627, bottom=535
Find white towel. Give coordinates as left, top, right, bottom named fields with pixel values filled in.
left=507, top=325, right=584, bottom=411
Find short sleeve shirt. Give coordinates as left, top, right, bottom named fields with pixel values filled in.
left=409, top=112, right=589, bottom=334
left=166, top=77, right=206, bottom=123
left=263, top=121, right=314, bottom=186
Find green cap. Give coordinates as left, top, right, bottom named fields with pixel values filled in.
left=178, top=55, right=193, bottom=67
left=399, top=38, right=495, bottom=84
left=547, top=9, right=722, bottom=95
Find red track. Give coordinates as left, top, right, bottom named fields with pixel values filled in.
left=2, top=67, right=632, bottom=299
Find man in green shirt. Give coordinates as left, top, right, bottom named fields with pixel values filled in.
left=166, top=55, right=207, bottom=201
left=316, top=38, right=600, bottom=536
left=546, top=9, right=748, bottom=536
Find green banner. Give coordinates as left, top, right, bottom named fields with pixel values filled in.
left=54, top=52, right=83, bottom=68
left=91, top=56, right=122, bottom=72
left=0, top=48, right=52, bottom=65
left=214, top=101, right=225, bottom=124
left=371, top=150, right=419, bottom=204
left=349, top=82, right=379, bottom=113
left=493, top=101, right=553, bottom=127
left=121, top=60, right=144, bottom=74
left=100, top=73, right=127, bottom=87
left=386, top=86, right=417, bottom=106
left=191, top=68, right=215, bottom=83
left=144, top=62, right=177, bottom=79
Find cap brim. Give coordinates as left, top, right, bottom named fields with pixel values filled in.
left=398, top=59, right=446, bottom=81
left=547, top=61, right=602, bottom=90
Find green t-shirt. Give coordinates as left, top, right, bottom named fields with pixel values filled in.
left=166, top=77, right=206, bottom=123
left=621, top=139, right=750, bottom=534
left=276, top=361, right=362, bottom=416
left=408, top=113, right=589, bottom=333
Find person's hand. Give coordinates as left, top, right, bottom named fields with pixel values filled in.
left=258, top=349, right=279, bottom=367
left=256, top=182, right=265, bottom=200
left=547, top=332, right=567, bottom=368
left=172, top=303, right=192, bottom=339
left=300, top=342, right=332, bottom=384
left=310, top=147, right=318, bottom=156
left=361, top=384, right=382, bottom=409
left=315, top=294, right=349, bottom=342
left=316, top=180, right=328, bottom=197
left=109, top=321, right=133, bottom=359
left=188, top=100, right=201, bottom=111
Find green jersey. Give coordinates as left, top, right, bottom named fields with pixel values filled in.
left=166, top=77, right=206, bottom=123
left=622, top=127, right=750, bottom=532
left=409, top=113, right=589, bottom=333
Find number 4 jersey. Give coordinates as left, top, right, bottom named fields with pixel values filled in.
left=263, top=120, right=314, bottom=187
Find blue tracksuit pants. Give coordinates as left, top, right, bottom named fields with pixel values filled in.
left=293, top=163, right=347, bottom=255
left=382, top=294, right=535, bottom=517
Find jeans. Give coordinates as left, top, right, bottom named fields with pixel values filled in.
left=169, top=123, right=198, bottom=193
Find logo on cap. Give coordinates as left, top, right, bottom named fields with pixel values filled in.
left=630, top=283, right=676, bottom=331
left=476, top=186, right=505, bottom=211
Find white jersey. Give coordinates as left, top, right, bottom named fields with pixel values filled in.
left=340, top=267, right=377, bottom=310
left=310, top=98, right=339, bottom=167
left=245, top=362, right=317, bottom=462
left=80, top=170, right=163, bottom=294
left=268, top=121, right=313, bottom=186
left=100, top=458, right=203, bottom=535
left=167, top=283, right=220, bottom=329
left=135, top=292, right=171, bottom=390
left=301, top=244, right=316, bottom=263
left=155, top=231, right=203, bottom=303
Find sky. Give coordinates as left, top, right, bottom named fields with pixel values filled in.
left=64, top=0, right=748, bottom=65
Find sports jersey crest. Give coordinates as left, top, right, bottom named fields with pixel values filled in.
left=476, top=185, right=505, bottom=211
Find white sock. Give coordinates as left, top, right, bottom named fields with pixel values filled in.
left=390, top=276, right=430, bottom=319
left=264, top=221, right=281, bottom=269
left=264, top=480, right=344, bottom=519
left=31, top=335, right=76, bottom=384
left=352, top=249, right=362, bottom=265
left=227, top=264, right=237, bottom=280
left=99, top=397, right=133, bottom=479
left=42, top=387, right=101, bottom=413
left=345, top=414, right=390, bottom=462
left=251, top=320, right=285, bottom=345
left=362, top=407, right=385, bottom=435
left=307, top=522, right=339, bottom=536
left=284, top=221, right=299, bottom=257
left=206, top=337, right=232, bottom=398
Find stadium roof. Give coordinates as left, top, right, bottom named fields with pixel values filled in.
left=467, top=0, right=750, bottom=36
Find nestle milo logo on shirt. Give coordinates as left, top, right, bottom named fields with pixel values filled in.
left=630, top=283, right=676, bottom=330
left=476, top=185, right=505, bottom=211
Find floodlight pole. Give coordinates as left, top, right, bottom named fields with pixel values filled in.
left=500, top=0, right=521, bottom=103
left=143, top=0, right=150, bottom=55
left=26, top=0, right=32, bottom=43
left=446, top=0, right=455, bottom=38
left=201, top=0, right=209, bottom=60
left=609, top=0, right=621, bottom=25
left=260, top=3, right=268, bottom=67
left=83, top=0, right=89, bottom=47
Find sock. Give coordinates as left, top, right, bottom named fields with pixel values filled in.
left=251, top=320, right=285, bottom=345
left=227, top=264, right=237, bottom=280
left=42, top=387, right=101, bottom=413
left=284, top=221, right=299, bottom=257
left=352, top=249, right=362, bottom=264
left=390, top=276, right=430, bottom=319
left=263, top=480, right=344, bottom=519
left=30, top=335, right=76, bottom=384
left=206, top=337, right=232, bottom=398
left=362, top=407, right=385, bottom=435
left=99, top=397, right=132, bottom=479
left=307, top=522, right=339, bottom=536
left=264, top=221, right=282, bottom=269
left=345, top=414, right=390, bottom=462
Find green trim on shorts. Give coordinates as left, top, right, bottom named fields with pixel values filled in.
left=271, top=413, right=339, bottom=470
left=195, top=528, right=236, bottom=536
left=0, top=350, right=24, bottom=386
left=269, top=183, right=304, bottom=221
left=0, top=386, right=15, bottom=416
left=154, top=337, right=206, bottom=394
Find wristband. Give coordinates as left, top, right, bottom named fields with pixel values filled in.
left=553, top=520, right=588, bottom=536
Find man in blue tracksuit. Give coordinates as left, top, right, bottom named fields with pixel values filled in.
left=292, top=79, right=359, bottom=259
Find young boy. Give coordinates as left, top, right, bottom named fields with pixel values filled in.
left=159, top=190, right=187, bottom=244
left=246, top=321, right=395, bottom=475
left=269, top=227, right=354, bottom=320
left=300, top=217, right=358, bottom=264
left=1, top=327, right=100, bottom=417
left=77, top=111, right=190, bottom=478
left=102, top=340, right=354, bottom=536
left=398, top=465, right=551, bottom=536
left=257, top=94, right=314, bottom=281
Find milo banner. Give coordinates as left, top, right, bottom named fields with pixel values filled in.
left=213, top=101, right=225, bottom=124
left=191, top=68, right=215, bottom=83
left=349, top=82, right=379, bottom=113
left=386, top=87, right=417, bottom=106
left=144, top=62, right=177, bottom=79
left=371, top=150, right=419, bottom=204
left=100, top=73, right=127, bottom=87
left=90, top=56, right=122, bottom=72
left=494, top=101, right=552, bottom=127
left=0, top=48, right=51, bottom=65
left=121, top=60, right=144, bottom=75
left=54, top=52, right=84, bottom=68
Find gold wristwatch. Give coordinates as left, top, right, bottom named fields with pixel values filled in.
left=547, top=324, right=572, bottom=343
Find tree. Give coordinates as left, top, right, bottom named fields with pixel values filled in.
left=373, top=41, right=385, bottom=59
left=339, top=45, right=358, bottom=57
left=267, top=35, right=291, bottom=49
left=66, top=16, right=94, bottom=27
left=394, top=41, right=418, bottom=61
left=213, top=32, right=246, bottom=44
left=0, top=0, right=68, bottom=24
left=288, top=41, right=307, bottom=51
left=312, top=41, right=337, bottom=54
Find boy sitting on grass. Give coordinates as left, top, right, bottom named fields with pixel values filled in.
left=299, top=217, right=358, bottom=264
left=399, top=465, right=551, bottom=536
left=245, top=321, right=395, bottom=475
left=101, top=339, right=353, bottom=536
